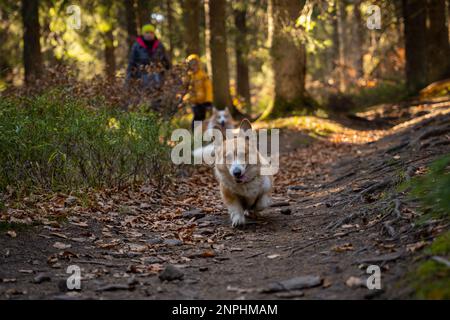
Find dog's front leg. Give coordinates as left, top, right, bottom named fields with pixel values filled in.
left=227, top=201, right=246, bottom=227
left=221, top=185, right=246, bottom=227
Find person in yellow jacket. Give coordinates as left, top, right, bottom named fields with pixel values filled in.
left=184, top=54, right=213, bottom=130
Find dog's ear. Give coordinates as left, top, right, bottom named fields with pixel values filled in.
left=239, top=118, right=252, bottom=132
left=224, top=107, right=231, bottom=116
left=211, top=106, right=217, bottom=114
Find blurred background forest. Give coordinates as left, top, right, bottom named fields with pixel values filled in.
left=1, top=0, right=449, bottom=117
left=0, top=0, right=449, bottom=194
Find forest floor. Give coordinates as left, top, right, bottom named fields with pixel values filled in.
left=0, top=98, right=449, bottom=300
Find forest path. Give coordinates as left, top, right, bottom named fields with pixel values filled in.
left=1, top=100, right=449, bottom=299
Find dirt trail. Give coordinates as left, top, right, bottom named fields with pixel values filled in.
left=1, top=101, right=449, bottom=300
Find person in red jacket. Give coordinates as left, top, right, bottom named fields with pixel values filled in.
left=126, top=24, right=171, bottom=89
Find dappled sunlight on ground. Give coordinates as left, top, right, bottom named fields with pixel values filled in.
left=256, top=116, right=343, bottom=137
left=256, top=115, right=384, bottom=145
left=256, top=98, right=450, bottom=146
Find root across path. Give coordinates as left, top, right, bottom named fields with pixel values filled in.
left=1, top=101, right=449, bottom=300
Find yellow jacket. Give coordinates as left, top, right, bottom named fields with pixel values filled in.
left=186, top=67, right=213, bottom=105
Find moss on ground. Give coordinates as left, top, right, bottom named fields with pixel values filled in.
left=398, top=155, right=450, bottom=299
left=408, top=231, right=450, bottom=299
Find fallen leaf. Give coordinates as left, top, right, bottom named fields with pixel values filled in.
left=341, top=224, right=359, bottom=229
left=322, top=278, right=332, bottom=288
left=147, top=264, right=164, bottom=273
left=345, top=276, right=364, bottom=288
left=70, top=221, right=89, bottom=228
left=407, top=241, right=427, bottom=253
left=139, top=203, right=152, bottom=210
left=53, top=242, right=71, bottom=250
left=5, top=288, right=26, bottom=295
left=226, top=285, right=254, bottom=294
left=50, top=232, right=68, bottom=239
left=213, top=244, right=225, bottom=251
left=129, top=244, right=148, bottom=253
left=267, top=254, right=281, bottom=259
left=333, top=232, right=348, bottom=237
left=332, top=243, right=354, bottom=252
left=19, top=269, right=34, bottom=274
left=6, top=230, right=17, bottom=238
left=201, top=250, right=216, bottom=258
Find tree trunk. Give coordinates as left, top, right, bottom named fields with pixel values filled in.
left=21, top=0, right=43, bottom=84
left=124, top=0, right=138, bottom=49
left=353, top=0, right=364, bottom=79
left=402, top=0, right=428, bottom=93
left=137, top=0, right=152, bottom=30
left=336, top=0, right=346, bottom=91
left=206, top=0, right=232, bottom=110
left=104, top=29, right=116, bottom=79
left=182, top=0, right=201, bottom=56
left=426, top=0, right=450, bottom=82
left=204, top=0, right=212, bottom=75
left=165, top=0, right=174, bottom=62
left=331, top=0, right=340, bottom=78
left=267, top=0, right=307, bottom=116
left=234, top=3, right=251, bottom=112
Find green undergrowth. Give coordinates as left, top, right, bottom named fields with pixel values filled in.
left=399, top=155, right=450, bottom=299
left=409, top=232, right=450, bottom=299
left=0, top=89, right=172, bottom=196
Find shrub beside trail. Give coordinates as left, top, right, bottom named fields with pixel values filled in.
left=0, top=90, right=172, bottom=195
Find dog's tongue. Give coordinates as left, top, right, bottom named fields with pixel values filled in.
left=236, top=174, right=247, bottom=183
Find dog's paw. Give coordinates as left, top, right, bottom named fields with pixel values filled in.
left=230, top=211, right=246, bottom=227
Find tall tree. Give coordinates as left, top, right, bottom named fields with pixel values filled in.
left=166, top=0, right=174, bottom=61
left=204, top=0, right=212, bottom=74
left=234, top=2, right=251, bottom=111
left=267, top=0, right=307, bottom=116
left=99, top=0, right=116, bottom=79
left=331, top=0, right=340, bottom=81
left=137, top=0, right=152, bottom=29
left=124, top=0, right=138, bottom=49
left=182, top=0, right=201, bottom=56
left=353, top=0, right=364, bottom=79
left=427, top=0, right=450, bottom=82
left=103, top=29, right=116, bottom=79
left=21, top=0, right=43, bottom=84
left=402, top=0, right=428, bottom=92
left=206, top=0, right=232, bottom=110
left=336, top=0, right=347, bottom=91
